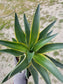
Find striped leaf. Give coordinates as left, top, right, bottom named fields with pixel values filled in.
left=38, top=43, right=63, bottom=53
left=39, top=21, right=56, bottom=39
left=29, top=65, right=38, bottom=84
left=33, top=54, right=63, bottom=82
left=45, top=55, right=63, bottom=68
left=30, top=4, right=40, bottom=48
left=24, top=14, right=30, bottom=44
left=15, top=13, right=25, bottom=43
left=32, top=59, right=51, bottom=84
left=0, top=40, right=28, bottom=52
left=0, top=49, right=23, bottom=57
left=33, top=34, right=57, bottom=51
left=27, top=51, right=34, bottom=63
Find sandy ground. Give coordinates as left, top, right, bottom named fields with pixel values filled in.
left=0, top=0, right=63, bottom=84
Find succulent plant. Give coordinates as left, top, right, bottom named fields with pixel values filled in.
left=0, top=4, right=63, bottom=84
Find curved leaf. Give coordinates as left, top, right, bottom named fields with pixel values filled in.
left=16, top=55, right=25, bottom=65
left=15, top=13, right=25, bottom=43
left=38, top=43, right=63, bottom=53
left=29, top=65, right=38, bottom=84
left=32, top=59, right=51, bottom=84
left=39, top=20, right=56, bottom=39
left=45, top=55, right=63, bottom=68
left=0, top=49, right=23, bottom=57
left=24, top=14, right=30, bottom=44
left=33, top=34, right=57, bottom=51
left=30, top=4, right=40, bottom=48
left=0, top=40, right=28, bottom=52
left=33, top=54, right=63, bottom=82
left=2, top=56, right=28, bottom=83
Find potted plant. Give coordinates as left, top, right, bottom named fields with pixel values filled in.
left=0, top=4, right=63, bottom=84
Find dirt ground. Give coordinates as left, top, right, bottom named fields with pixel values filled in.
left=0, top=0, right=63, bottom=84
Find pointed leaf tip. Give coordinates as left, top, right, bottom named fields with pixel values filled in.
left=35, top=4, right=40, bottom=15
left=24, top=13, right=26, bottom=18
left=39, top=20, right=56, bottom=39
left=15, top=12, right=25, bottom=43
left=24, top=13, right=30, bottom=44
left=30, top=4, right=40, bottom=47
left=15, top=12, right=17, bottom=16
left=15, top=13, right=18, bottom=19
left=37, top=4, right=40, bottom=10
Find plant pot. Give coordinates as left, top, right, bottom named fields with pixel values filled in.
left=13, top=57, right=27, bottom=84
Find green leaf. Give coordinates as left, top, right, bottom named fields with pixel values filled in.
left=38, top=43, right=63, bottom=53
left=24, top=14, right=30, bottom=44
left=0, top=49, right=23, bottom=57
left=27, top=51, right=34, bottom=63
left=16, top=55, right=25, bottom=66
left=45, top=55, right=63, bottom=68
left=32, top=59, right=51, bottom=84
left=12, top=38, right=17, bottom=42
left=2, top=56, right=28, bottom=83
left=47, top=30, right=53, bottom=36
left=0, top=40, right=28, bottom=52
left=33, top=54, right=63, bottom=82
left=30, top=4, right=40, bottom=47
left=39, top=20, right=56, bottom=39
left=29, top=65, right=38, bottom=84
left=1, top=73, right=10, bottom=84
left=33, top=34, right=57, bottom=51
left=15, top=13, right=25, bottom=43
left=26, top=68, right=31, bottom=79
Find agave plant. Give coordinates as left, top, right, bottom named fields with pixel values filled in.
left=0, top=4, right=63, bottom=84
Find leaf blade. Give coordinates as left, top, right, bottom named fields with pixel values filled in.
left=38, top=43, right=63, bottom=53
left=15, top=13, right=25, bottom=43
left=29, top=65, right=38, bottom=84
left=26, top=68, right=31, bottom=79
left=33, top=54, right=63, bottom=82
left=33, top=34, right=57, bottom=51
left=32, top=59, right=51, bottom=84
left=30, top=4, right=40, bottom=47
left=12, top=38, right=17, bottom=42
left=27, top=51, right=34, bottom=63
left=0, top=40, right=28, bottom=52
left=24, top=14, right=30, bottom=44
left=0, top=49, right=23, bottom=57
left=45, top=55, right=63, bottom=68
left=39, top=20, right=56, bottom=39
